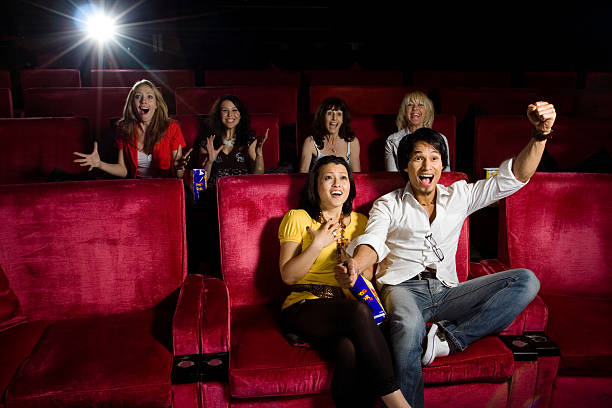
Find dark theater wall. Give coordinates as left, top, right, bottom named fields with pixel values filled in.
left=1, top=1, right=611, bottom=73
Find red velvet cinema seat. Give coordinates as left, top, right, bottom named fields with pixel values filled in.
left=0, top=89, right=13, bottom=118
left=0, top=179, right=202, bottom=408
left=200, top=172, right=548, bottom=407
left=19, top=69, right=81, bottom=91
left=0, top=117, right=91, bottom=184
left=480, top=173, right=612, bottom=408
left=204, top=70, right=301, bottom=87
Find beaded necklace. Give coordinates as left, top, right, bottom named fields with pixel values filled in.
left=319, top=212, right=348, bottom=263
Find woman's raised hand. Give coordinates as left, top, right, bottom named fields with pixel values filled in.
left=205, top=135, right=223, bottom=162
left=255, top=128, right=269, bottom=156
left=173, top=146, right=193, bottom=178
left=306, top=218, right=340, bottom=251
left=73, top=142, right=101, bottom=171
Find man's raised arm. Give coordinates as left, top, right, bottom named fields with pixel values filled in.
left=512, top=101, right=557, bottom=182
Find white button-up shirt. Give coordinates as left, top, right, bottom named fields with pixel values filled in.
left=347, top=158, right=527, bottom=288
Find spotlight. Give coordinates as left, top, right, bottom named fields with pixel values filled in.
left=86, top=13, right=117, bottom=43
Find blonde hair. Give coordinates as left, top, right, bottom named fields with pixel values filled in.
left=117, top=79, right=171, bottom=155
left=396, top=91, right=434, bottom=131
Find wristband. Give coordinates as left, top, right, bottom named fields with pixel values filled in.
left=532, top=128, right=553, bottom=141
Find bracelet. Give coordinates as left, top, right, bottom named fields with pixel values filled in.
left=532, top=128, right=553, bottom=141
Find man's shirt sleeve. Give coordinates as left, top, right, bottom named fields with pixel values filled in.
left=346, top=195, right=393, bottom=262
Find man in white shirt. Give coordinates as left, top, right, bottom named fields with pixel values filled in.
left=335, top=102, right=556, bottom=408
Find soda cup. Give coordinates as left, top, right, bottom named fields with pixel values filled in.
left=192, top=169, right=207, bottom=203
left=349, top=274, right=386, bottom=325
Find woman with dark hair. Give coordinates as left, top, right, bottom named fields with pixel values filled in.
left=299, top=97, right=361, bottom=173
left=198, top=94, right=268, bottom=188
left=278, top=155, right=410, bottom=408
left=74, top=79, right=191, bottom=178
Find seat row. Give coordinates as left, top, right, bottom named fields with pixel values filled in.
left=1, top=113, right=610, bottom=185
left=4, top=69, right=612, bottom=92
left=1, top=173, right=609, bottom=407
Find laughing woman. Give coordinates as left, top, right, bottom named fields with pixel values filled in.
left=74, top=79, right=191, bottom=178
left=299, top=97, right=360, bottom=173
left=279, top=155, right=410, bottom=408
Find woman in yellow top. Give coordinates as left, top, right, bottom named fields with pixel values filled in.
left=278, top=155, right=411, bottom=408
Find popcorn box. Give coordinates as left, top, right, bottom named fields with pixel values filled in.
left=484, top=167, right=499, bottom=179
left=349, top=274, right=386, bottom=325
left=193, top=169, right=207, bottom=203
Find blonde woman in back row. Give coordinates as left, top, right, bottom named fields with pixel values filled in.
left=384, top=91, right=451, bottom=172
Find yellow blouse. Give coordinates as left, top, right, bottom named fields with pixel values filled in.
left=278, top=209, right=368, bottom=309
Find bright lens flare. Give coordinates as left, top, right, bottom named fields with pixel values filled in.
left=86, top=14, right=116, bottom=43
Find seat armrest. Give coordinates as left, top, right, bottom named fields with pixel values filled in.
left=173, top=273, right=205, bottom=356
left=202, top=277, right=230, bottom=354
left=480, top=259, right=510, bottom=273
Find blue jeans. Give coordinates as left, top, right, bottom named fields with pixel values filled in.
left=380, top=269, right=540, bottom=408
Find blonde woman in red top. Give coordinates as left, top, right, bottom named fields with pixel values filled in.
left=74, top=79, right=191, bottom=178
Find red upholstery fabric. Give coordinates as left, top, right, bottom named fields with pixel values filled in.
left=0, top=321, right=48, bottom=400
left=497, top=173, right=612, bottom=404
left=574, top=89, right=612, bottom=118
left=440, top=88, right=540, bottom=124
left=201, top=382, right=229, bottom=408
left=172, top=383, right=200, bottom=408
left=475, top=116, right=612, bottom=176
left=585, top=72, right=612, bottom=89
left=171, top=113, right=280, bottom=169
left=90, top=69, right=196, bottom=114
left=346, top=113, right=456, bottom=172
left=229, top=305, right=333, bottom=398
left=522, top=72, right=578, bottom=89
left=543, top=294, right=612, bottom=376
left=173, top=274, right=204, bottom=356
left=0, top=70, right=10, bottom=89
left=423, top=382, right=508, bottom=408
left=0, top=88, right=12, bottom=118
left=6, top=310, right=173, bottom=408
left=550, top=376, right=612, bottom=408
left=0, top=179, right=194, bottom=407
left=412, top=71, right=511, bottom=88
left=423, top=336, right=513, bottom=384
left=0, top=265, right=24, bottom=330
left=204, top=70, right=301, bottom=87
left=501, top=173, right=612, bottom=297
left=19, top=69, right=81, bottom=91
left=304, top=70, right=403, bottom=86
left=0, top=117, right=91, bottom=184
left=23, top=87, right=130, bottom=144
left=0, top=179, right=186, bottom=321
left=309, top=86, right=419, bottom=115
left=175, top=86, right=298, bottom=128
left=201, top=277, right=230, bottom=355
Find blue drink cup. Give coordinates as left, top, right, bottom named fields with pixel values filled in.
left=349, top=274, right=386, bottom=325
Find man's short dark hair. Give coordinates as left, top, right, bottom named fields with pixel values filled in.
left=397, top=128, right=449, bottom=181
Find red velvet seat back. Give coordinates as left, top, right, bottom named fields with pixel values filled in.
left=171, top=113, right=280, bottom=168
left=90, top=69, right=196, bottom=114
left=175, top=86, right=298, bottom=128
left=217, top=173, right=469, bottom=309
left=304, top=70, right=404, bottom=86
left=440, top=88, right=540, bottom=124
left=19, top=69, right=81, bottom=90
left=0, top=88, right=12, bottom=118
left=204, top=70, right=301, bottom=87
left=522, top=72, right=578, bottom=89
left=348, top=113, right=456, bottom=172
left=309, top=85, right=419, bottom=115
left=499, top=173, right=612, bottom=297
left=475, top=115, right=612, bottom=176
left=0, top=117, right=91, bottom=184
left=0, top=179, right=187, bottom=321
left=585, top=72, right=612, bottom=90
left=412, top=71, right=511, bottom=88
left=23, top=87, right=130, bottom=141
left=0, top=70, right=11, bottom=89
left=574, top=90, right=612, bottom=118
